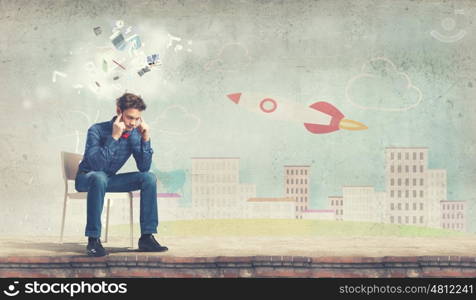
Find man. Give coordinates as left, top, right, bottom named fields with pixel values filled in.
left=75, top=93, right=168, bottom=257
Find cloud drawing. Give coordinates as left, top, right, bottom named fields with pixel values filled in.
left=345, top=57, right=422, bottom=112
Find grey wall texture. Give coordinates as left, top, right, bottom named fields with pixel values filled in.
left=0, top=0, right=475, bottom=235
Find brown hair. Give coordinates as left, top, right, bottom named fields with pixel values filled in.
left=116, top=93, right=147, bottom=111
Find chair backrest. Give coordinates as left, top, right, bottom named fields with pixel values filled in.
left=61, top=151, right=83, bottom=181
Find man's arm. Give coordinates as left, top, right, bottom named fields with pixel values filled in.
left=132, top=139, right=153, bottom=172
left=83, top=126, right=119, bottom=171
left=133, top=116, right=153, bottom=172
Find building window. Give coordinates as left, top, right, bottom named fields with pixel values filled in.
left=391, top=152, right=394, bottom=160
left=286, top=188, right=289, bottom=194
left=390, top=216, right=394, bottom=223
left=398, top=203, right=401, bottom=210
left=405, top=203, right=409, bottom=210
left=286, top=179, right=289, bottom=184
left=420, top=178, right=424, bottom=186
left=390, top=190, right=394, bottom=197
left=420, top=203, right=423, bottom=210
left=391, top=203, right=394, bottom=210
left=420, top=216, right=424, bottom=223
left=420, top=165, right=423, bottom=172
left=420, top=152, right=424, bottom=160
left=405, top=190, right=409, bottom=198
left=398, top=190, right=401, bottom=198
left=413, top=152, right=416, bottom=160
left=405, top=178, right=409, bottom=186
left=405, top=166, right=409, bottom=173
left=413, top=203, right=417, bottom=210
left=391, top=165, right=394, bottom=173
left=420, top=190, right=424, bottom=198
left=398, top=216, right=401, bottom=224
left=405, top=216, right=409, bottom=224
left=398, top=166, right=401, bottom=173
left=413, top=165, right=417, bottom=172
left=405, top=153, right=409, bottom=160
left=398, top=153, right=401, bottom=160
left=413, top=178, right=416, bottom=186
left=413, top=190, right=416, bottom=198
left=331, top=200, right=334, bottom=206
left=413, top=216, right=416, bottom=224
left=391, top=179, right=394, bottom=186
left=398, top=178, right=401, bottom=186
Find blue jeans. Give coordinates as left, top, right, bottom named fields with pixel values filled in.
left=75, top=171, right=158, bottom=238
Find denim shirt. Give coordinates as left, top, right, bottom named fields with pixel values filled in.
left=78, top=116, right=153, bottom=176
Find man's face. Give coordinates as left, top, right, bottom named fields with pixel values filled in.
left=117, top=107, right=141, bottom=131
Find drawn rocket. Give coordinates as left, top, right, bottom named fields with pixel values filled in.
left=227, top=93, right=367, bottom=134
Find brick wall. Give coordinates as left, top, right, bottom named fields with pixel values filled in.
left=0, top=256, right=475, bottom=278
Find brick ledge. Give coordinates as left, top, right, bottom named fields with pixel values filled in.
left=0, top=255, right=475, bottom=278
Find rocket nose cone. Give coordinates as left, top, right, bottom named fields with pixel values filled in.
left=227, top=93, right=242, bottom=104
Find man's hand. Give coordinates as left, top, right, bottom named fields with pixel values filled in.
left=137, top=117, right=150, bottom=142
left=112, top=113, right=126, bottom=140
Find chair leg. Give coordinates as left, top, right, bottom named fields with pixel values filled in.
left=130, top=193, right=133, bottom=248
left=105, top=198, right=110, bottom=243
left=60, top=194, right=68, bottom=243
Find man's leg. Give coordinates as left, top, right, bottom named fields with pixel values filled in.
left=75, top=171, right=109, bottom=238
left=106, top=171, right=167, bottom=252
left=106, top=172, right=158, bottom=235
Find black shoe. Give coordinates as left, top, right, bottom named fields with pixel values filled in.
left=138, top=235, right=168, bottom=252
left=86, top=238, right=108, bottom=257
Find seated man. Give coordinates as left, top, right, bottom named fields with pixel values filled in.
left=75, top=93, right=168, bottom=257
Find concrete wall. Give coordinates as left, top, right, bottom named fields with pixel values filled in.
left=1, top=0, right=475, bottom=235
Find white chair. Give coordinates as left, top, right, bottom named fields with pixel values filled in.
left=60, top=151, right=135, bottom=247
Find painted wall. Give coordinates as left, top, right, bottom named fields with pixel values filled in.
left=0, top=0, right=475, bottom=234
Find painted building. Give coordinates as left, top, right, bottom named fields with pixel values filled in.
left=441, top=200, right=466, bottom=232
left=385, top=147, right=430, bottom=226
left=284, top=165, right=310, bottom=219
left=191, top=157, right=242, bottom=219
left=191, top=158, right=258, bottom=219
left=246, top=197, right=295, bottom=219
left=342, top=186, right=384, bottom=223
left=240, top=183, right=257, bottom=203
left=427, top=169, right=446, bottom=228
left=302, top=209, right=336, bottom=220
left=328, top=196, right=343, bottom=221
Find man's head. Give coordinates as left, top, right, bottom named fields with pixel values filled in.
left=115, top=93, right=147, bottom=131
